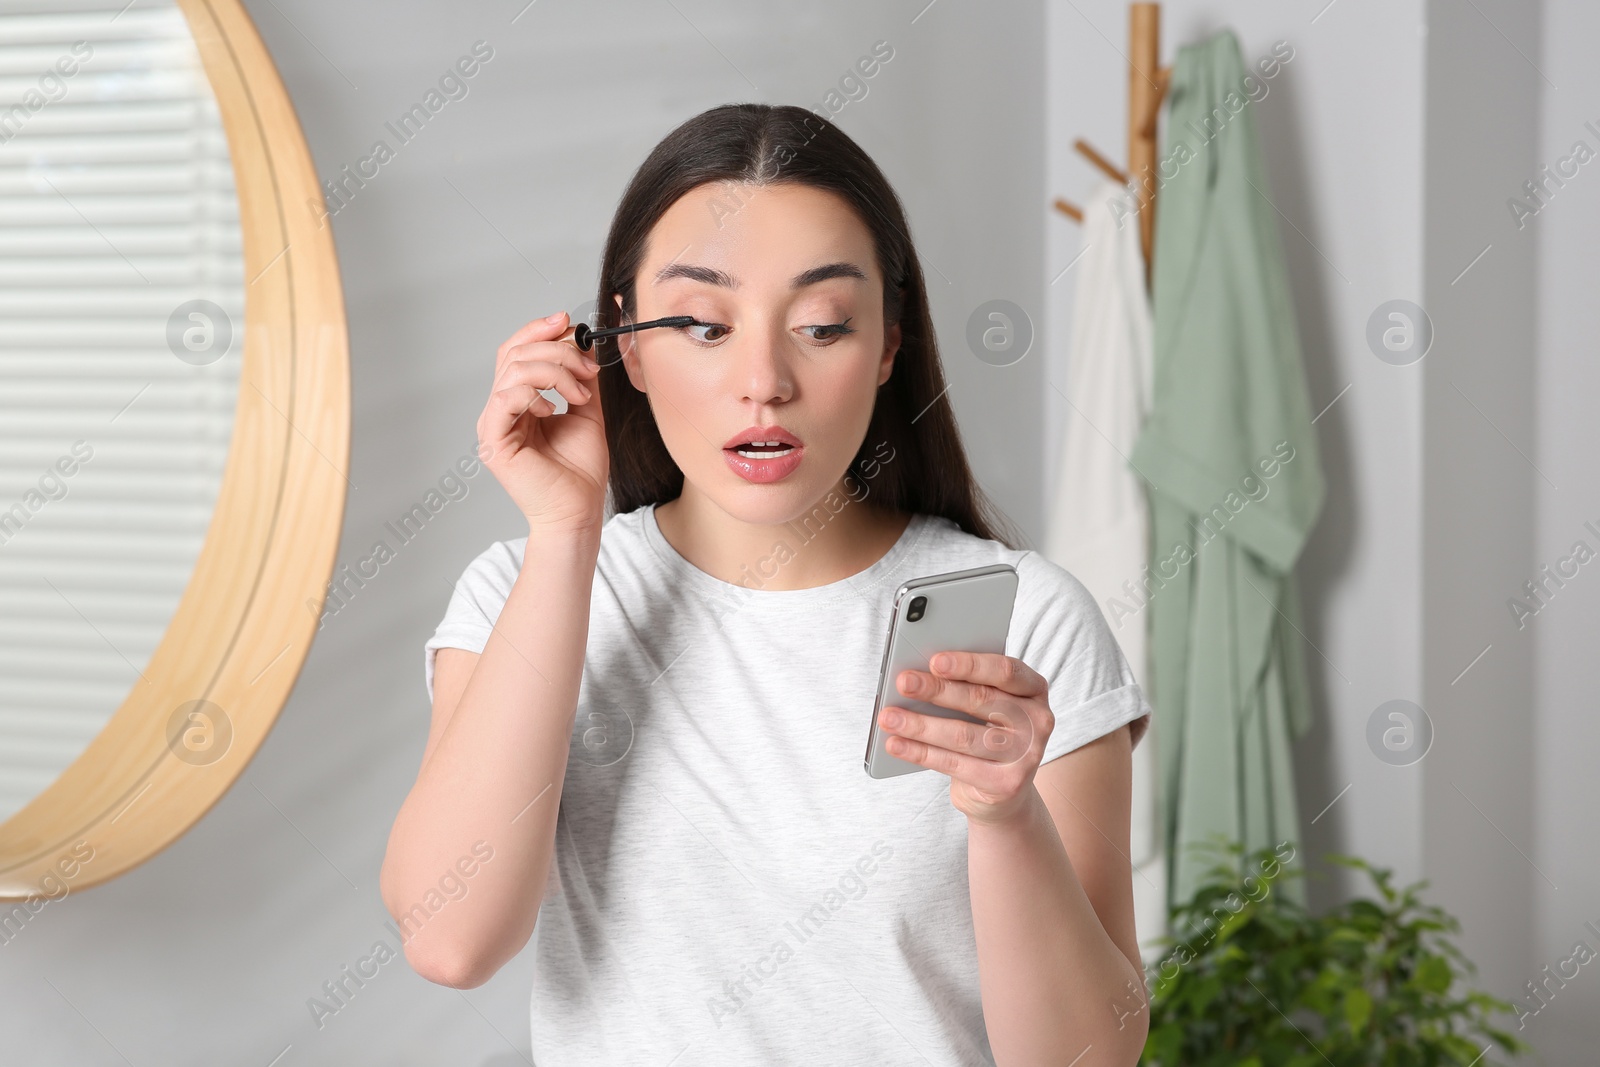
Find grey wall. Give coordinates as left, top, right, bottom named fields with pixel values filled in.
left=1420, top=0, right=1540, bottom=1026
left=2, top=1, right=1049, bottom=1063
left=1529, top=0, right=1600, bottom=1060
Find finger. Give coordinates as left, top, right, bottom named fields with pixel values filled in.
left=930, top=650, right=1048, bottom=699
left=484, top=383, right=561, bottom=438
left=496, top=311, right=571, bottom=380
left=897, top=669, right=975, bottom=715
left=479, top=362, right=580, bottom=446
left=880, top=704, right=1031, bottom=764
left=500, top=338, right=600, bottom=388
left=478, top=386, right=537, bottom=459
left=496, top=358, right=592, bottom=410
left=896, top=667, right=1002, bottom=718
left=894, top=666, right=1042, bottom=757
left=881, top=721, right=1030, bottom=791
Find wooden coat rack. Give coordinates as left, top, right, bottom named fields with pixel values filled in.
left=1053, top=2, right=1170, bottom=287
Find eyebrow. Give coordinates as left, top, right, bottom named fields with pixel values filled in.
left=652, top=261, right=868, bottom=289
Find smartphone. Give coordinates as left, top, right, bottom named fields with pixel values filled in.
left=863, top=563, right=1019, bottom=779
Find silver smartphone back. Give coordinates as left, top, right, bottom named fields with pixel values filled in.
left=863, top=563, right=1019, bottom=779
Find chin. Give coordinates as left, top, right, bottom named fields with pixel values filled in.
left=699, top=469, right=848, bottom=529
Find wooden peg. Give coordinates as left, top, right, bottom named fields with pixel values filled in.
left=1073, top=139, right=1129, bottom=186
left=1053, top=197, right=1084, bottom=222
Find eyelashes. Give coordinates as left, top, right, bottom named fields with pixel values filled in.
left=801, top=319, right=857, bottom=343
left=682, top=320, right=731, bottom=344
left=677, top=317, right=855, bottom=348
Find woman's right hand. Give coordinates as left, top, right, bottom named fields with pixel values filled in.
left=476, top=310, right=608, bottom=534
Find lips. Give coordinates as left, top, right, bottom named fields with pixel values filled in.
left=722, top=425, right=803, bottom=450
left=722, top=424, right=805, bottom=484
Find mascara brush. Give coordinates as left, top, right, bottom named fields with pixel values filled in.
left=559, top=315, right=696, bottom=352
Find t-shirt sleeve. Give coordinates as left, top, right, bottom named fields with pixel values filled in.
left=1009, top=550, right=1152, bottom=765
left=422, top=538, right=525, bottom=707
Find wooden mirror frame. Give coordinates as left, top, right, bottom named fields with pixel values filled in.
left=0, top=0, right=348, bottom=899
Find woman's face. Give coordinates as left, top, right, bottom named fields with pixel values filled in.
left=616, top=181, right=900, bottom=527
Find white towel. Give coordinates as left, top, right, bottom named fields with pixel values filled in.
left=1043, top=179, right=1164, bottom=953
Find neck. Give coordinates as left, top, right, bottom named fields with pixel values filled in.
left=654, top=480, right=911, bottom=591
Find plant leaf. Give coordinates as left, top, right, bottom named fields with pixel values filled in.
left=1344, top=986, right=1373, bottom=1036
left=1416, top=954, right=1453, bottom=994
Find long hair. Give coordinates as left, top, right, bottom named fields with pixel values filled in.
left=593, top=103, right=1020, bottom=549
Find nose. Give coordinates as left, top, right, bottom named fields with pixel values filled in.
left=733, top=323, right=794, bottom=406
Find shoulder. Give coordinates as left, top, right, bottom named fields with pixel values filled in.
left=447, top=507, right=653, bottom=605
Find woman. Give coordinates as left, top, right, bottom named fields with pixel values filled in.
left=381, top=103, right=1151, bottom=1066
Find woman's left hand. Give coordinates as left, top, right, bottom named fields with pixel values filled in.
left=878, top=650, right=1055, bottom=826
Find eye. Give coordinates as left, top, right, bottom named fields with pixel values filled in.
left=679, top=320, right=731, bottom=346
left=799, top=317, right=855, bottom=344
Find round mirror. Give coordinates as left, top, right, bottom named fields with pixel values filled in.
left=0, top=0, right=348, bottom=899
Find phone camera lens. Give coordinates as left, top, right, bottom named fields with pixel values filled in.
left=907, top=595, right=927, bottom=622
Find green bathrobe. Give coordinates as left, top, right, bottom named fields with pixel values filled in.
left=1128, top=30, right=1325, bottom=910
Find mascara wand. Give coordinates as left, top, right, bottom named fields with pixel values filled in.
left=560, top=315, right=696, bottom=352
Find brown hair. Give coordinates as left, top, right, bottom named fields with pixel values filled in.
left=594, top=102, right=1020, bottom=548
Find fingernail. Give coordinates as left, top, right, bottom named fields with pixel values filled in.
left=581, top=356, right=599, bottom=370
left=932, top=653, right=951, bottom=672
left=546, top=311, right=565, bottom=324
left=902, top=674, right=921, bottom=694
left=881, top=709, right=901, bottom=728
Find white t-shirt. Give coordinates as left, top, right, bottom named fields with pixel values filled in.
left=423, top=503, right=1150, bottom=1066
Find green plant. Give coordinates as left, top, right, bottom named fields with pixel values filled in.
left=1137, top=840, right=1527, bottom=1067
